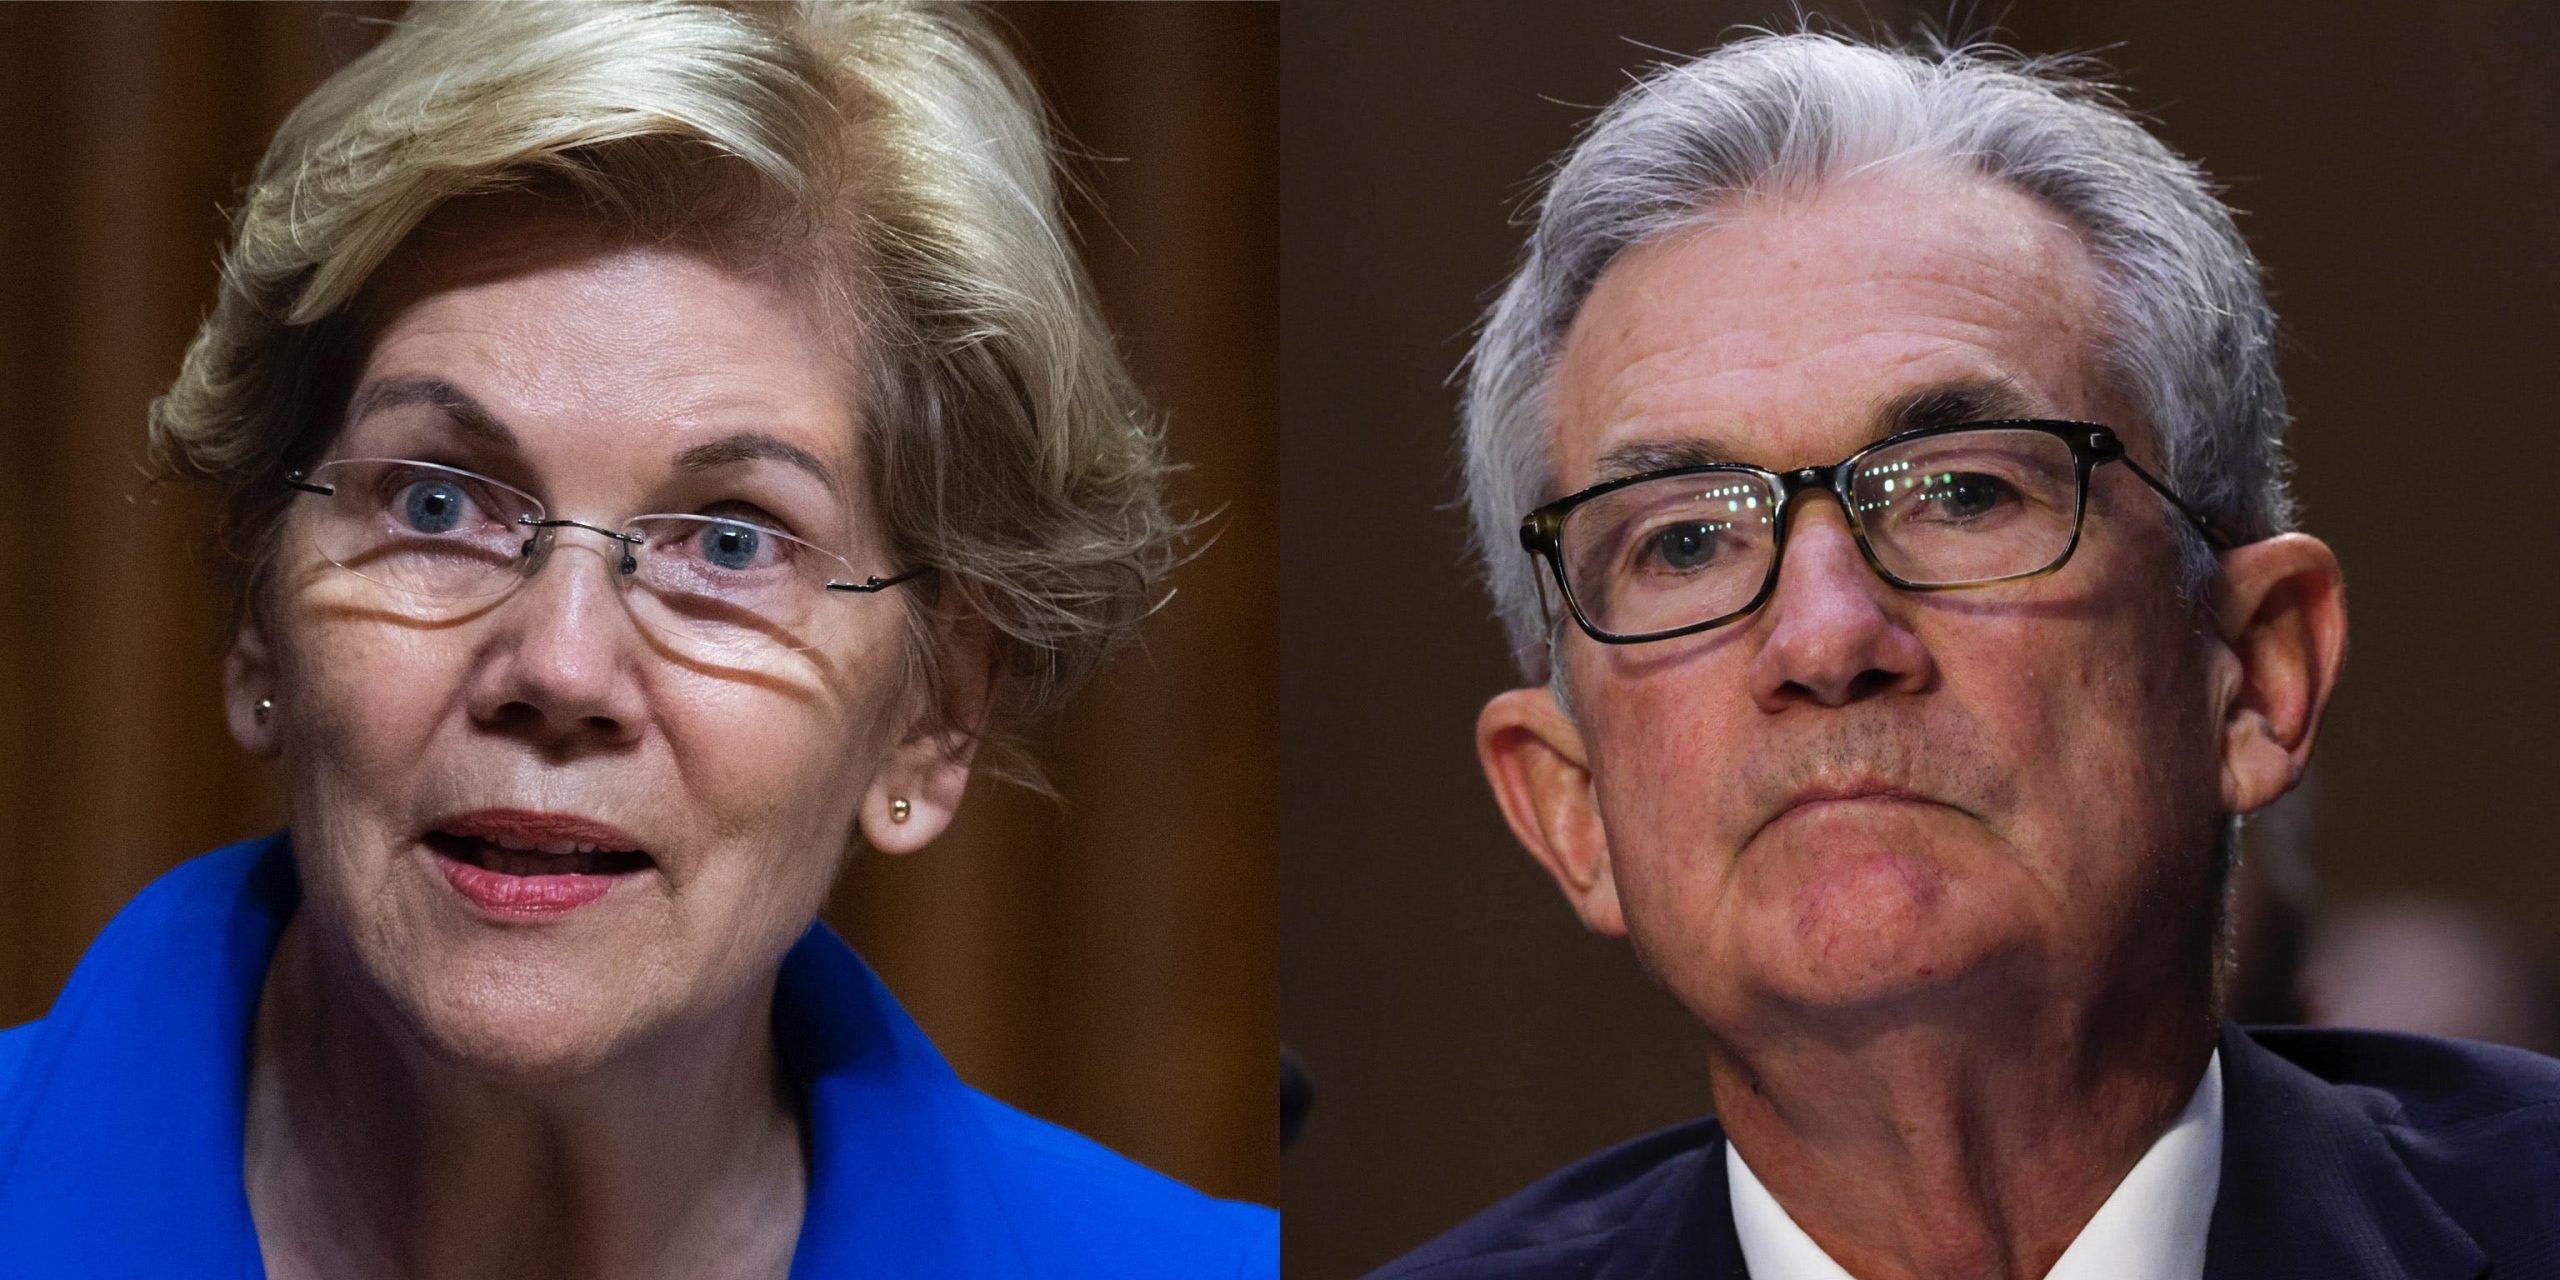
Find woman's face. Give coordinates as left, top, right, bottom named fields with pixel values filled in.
left=228, top=201, right=975, bottom=1075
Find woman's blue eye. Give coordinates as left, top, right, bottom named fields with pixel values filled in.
left=401, top=480, right=467, bottom=534
left=700, top=521, right=762, bottom=570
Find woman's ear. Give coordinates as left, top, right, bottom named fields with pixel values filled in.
left=858, top=627, right=996, bottom=855
left=223, top=613, right=283, bottom=758
left=2211, top=532, right=2347, bottom=818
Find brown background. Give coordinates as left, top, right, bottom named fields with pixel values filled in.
left=1278, top=0, right=2560, bottom=1274
left=0, top=3, right=1275, bottom=1205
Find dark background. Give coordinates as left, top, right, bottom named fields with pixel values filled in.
left=0, top=3, right=1276, bottom=1204
left=1278, top=1, right=2560, bottom=1273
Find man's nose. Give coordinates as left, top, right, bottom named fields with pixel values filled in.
left=1745, top=499, right=1935, bottom=711
left=465, top=533, right=647, bottom=750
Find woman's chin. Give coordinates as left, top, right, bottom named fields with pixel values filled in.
left=388, top=960, right=660, bottom=1084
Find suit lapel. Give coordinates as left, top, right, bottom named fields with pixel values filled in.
left=0, top=835, right=291, bottom=1278
left=2205, top=1024, right=2486, bottom=1280
left=1595, top=1025, right=2492, bottom=1280
left=776, top=923, right=1037, bottom=1278
left=1619, top=1123, right=1749, bottom=1280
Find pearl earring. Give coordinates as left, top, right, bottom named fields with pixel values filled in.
left=253, top=697, right=274, bottom=726
left=889, top=798, right=913, bottom=824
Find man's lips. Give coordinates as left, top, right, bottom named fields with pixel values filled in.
left=1756, top=784, right=1944, bottom=839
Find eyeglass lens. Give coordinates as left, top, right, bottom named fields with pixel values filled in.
left=292, top=458, right=862, bottom=657
left=1557, top=428, right=2084, bottom=638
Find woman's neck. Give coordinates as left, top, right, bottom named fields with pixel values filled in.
left=244, top=918, right=808, bottom=1280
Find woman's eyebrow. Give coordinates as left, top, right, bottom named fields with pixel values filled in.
left=345, top=375, right=518, bottom=447
left=345, top=379, right=837, bottom=490
left=671, top=431, right=840, bottom=490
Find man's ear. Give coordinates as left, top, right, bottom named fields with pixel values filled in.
left=858, top=631, right=995, bottom=855
left=2211, top=532, right=2347, bottom=817
left=1477, top=685, right=1624, bottom=936
left=223, top=611, right=282, bottom=758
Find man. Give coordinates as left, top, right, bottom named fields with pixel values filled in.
left=1375, top=32, right=2560, bottom=1280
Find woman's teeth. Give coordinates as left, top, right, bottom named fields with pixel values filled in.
left=431, top=832, right=650, bottom=876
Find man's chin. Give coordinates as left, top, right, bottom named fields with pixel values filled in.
left=1730, top=851, right=2009, bottom=1012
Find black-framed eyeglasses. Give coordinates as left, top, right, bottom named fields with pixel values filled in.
left=1517, top=420, right=2228, bottom=646
left=283, top=457, right=932, bottom=661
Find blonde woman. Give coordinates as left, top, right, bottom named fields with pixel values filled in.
left=0, top=4, right=1275, bottom=1276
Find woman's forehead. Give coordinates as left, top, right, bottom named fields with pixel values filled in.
left=348, top=201, right=862, bottom=500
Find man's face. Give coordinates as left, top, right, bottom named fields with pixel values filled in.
left=1542, top=167, right=2228, bottom=1025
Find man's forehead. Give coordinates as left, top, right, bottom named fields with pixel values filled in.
left=1550, top=169, right=2108, bottom=484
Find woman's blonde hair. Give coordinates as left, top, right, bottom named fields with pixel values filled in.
left=151, top=1, right=1174, bottom=769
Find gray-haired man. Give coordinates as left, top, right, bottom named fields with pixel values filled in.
left=1374, top=32, right=2560, bottom=1280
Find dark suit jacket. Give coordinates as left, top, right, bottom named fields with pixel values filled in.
left=1369, top=1024, right=2560, bottom=1279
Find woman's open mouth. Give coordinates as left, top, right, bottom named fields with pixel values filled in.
left=422, top=810, right=656, bottom=918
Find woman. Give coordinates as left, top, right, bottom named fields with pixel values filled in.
left=0, top=3, right=1275, bottom=1276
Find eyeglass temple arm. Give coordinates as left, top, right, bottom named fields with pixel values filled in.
left=285, top=470, right=334, bottom=497
left=827, top=566, right=936, bottom=594
left=2111, top=454, right=2234, bottom=550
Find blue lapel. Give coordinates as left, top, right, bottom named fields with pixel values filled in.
left=0, top=834, right=289, bottom=1278
left=2205, top=1023, right=2487, bottom=1280
left=775, top=920, right=1035, bottom=1277
left=0, top=835, right=1044, bottom=1278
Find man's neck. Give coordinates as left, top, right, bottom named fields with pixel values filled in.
left=243, top=920, right=808, bottom=1280
left=1706, top=963, right=2218, bottom=1280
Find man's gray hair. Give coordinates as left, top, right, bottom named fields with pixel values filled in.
left=1463, top=32, right=2293, bottom=680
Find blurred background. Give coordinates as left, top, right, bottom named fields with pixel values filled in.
left=1278, top=0, right=2559, bottom=1273
left=8, top=1, right=2560, bottom=1265
left=0, top=3, right=1275, bottom=1204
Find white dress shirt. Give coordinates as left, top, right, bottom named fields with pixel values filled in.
left=1727, top=1051, right=2224, bottom=1280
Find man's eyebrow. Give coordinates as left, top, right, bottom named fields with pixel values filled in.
left=1589, top=435, right=1747, bottom=484
left=1874, top=377, right=2042, bottom=437
left=1581, top=379, right=2046, bottom=488
left=344, top=375, right=518, bottom=448
left=671, top=431, right=841, bottom=491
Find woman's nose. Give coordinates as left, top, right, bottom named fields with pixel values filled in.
left=1745, top=502, right=1935, bottom=712
left=466, top=533, right=648, bottom=750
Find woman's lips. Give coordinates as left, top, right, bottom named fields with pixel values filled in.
left=421, top=809, right=654, bottom=920
left=430, top=807, right=647, bottom=856
left=435, top=852, right=622, bottom=917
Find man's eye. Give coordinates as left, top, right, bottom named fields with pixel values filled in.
left=1911, top=473, right=2017, bottom=520
left=1637, top=521, right=1724, bottom=571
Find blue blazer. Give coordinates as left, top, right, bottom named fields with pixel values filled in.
left=1369, top=1023, right=2560, bottom=1279
left=0, top=835, right=1277, bottom=1278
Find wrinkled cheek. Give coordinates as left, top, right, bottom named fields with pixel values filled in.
left=1589, top=709, right=1753, bottom=976
left=1608, top=821, right=1745, bottom=1007
left=673, top=693, right=877, bottom=927
left=277, top=626, right=456, bottom=870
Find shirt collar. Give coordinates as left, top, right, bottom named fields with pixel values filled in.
left=1727, top=1050, right=2224, bottom=1280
